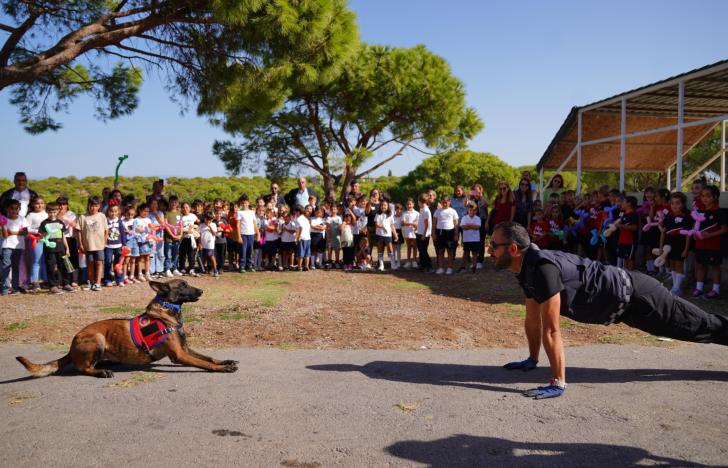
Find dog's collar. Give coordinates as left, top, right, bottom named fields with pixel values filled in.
left=154, top=296, right=182, bottom=314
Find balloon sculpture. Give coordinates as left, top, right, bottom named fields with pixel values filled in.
left=636, top=200, right=653, bottom=217
left=569, top=209, right=590, bottom=236
left=642, top=209, right=668, bottom=232
left=652, top=245, right=672, bottom=268
left=0, top=214, right=7, bottom=226
left=679, top=209, right=706, bottom=240
left=114, top=155, right=129, bottom=186
left=590, top=228, right=606, bottom=246
left=114, top=246, right=131, bottom=274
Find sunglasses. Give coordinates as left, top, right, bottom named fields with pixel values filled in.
left=489, top=241, right=511, bottom=250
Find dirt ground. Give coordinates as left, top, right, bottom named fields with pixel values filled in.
left=3, top=260, right=713, bottom=351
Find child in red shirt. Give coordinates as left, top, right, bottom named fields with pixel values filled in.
left=693, top=186, right=728, bottom=299
left=614, top=196, right=639, bottom=270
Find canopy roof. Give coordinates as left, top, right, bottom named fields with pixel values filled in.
left=538, top=59, right=728, bottom=173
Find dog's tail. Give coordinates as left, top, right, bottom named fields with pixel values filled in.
left=15, top=353, right=71, bottom=377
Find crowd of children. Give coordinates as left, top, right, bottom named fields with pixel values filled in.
left=1, top=174, right=726, bottom=299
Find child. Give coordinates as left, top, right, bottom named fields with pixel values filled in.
left=134, top=203, right=152, bottom=282
left=460, top=203, right=482, bottom=273
left=433, top=196, right=458, bottom=275
left=374, top=199, right=397, bottom=272
left=57, top=197, right=80, bottom=287
left=356, top=236, right=371, bottom=271
left=401, top=198, right=419, bottom=269
left=77, top=196, right=107, bottom=291
left=1, top=199, right=29, bottom=295
left=294, top=205, right=311, bottom=271
left=263, top=208, right=281, bottom=270
left=416, top=193, right=432, bottom=271
left=213, top=208, right=228, bottom=275
left=546, top=204, right=565, bottom=251
left=237, top=195, right=258, bottom=272
left=392, top=203, right=403, bottom=270
left=39, top=202, right=74, bottom=294
left=530, top=208, right=550, bottom=249
left=310, top=207, right=326, bottom=269
left=199, top=211, right=219, bottom=276
left=179, top=202, right=199, bottom=277
left=280, top=209, right=297, bottom=270
left=340, top=212, right=355, bottom=270
left=660, top=192, right=692, bottom=295
left=354, top=197, right=368, bottom=259
left=253, top=206, right=266, bottom=271
left=693, top=185, right=728, bottom=299
left=104, top=204, right=124, bottom=287
left=326, top=205, right=342, bottom=268
left=164, top=196, right=183, bottom=277
left=613, top=196, right=639, bottom=270
left=644, top=188, right=670, bottom=275
left=26, top=197, right=48, bottom=292
left=122, top=205, right=139, bottom=283
left=147, top=198, right=166, bottom=278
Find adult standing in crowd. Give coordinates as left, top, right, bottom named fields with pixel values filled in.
left=519, top=171, right=538, bottom=200
left=146, top=179, right=167, bottom=204
left=491, top=222, right=728, bottom=400
left=1, top=172, right=38, bottom=217
left=514, top=177, right=534, bottom=228
left=542, top=174, right=564, bottom=202
left=342, top=180, right=362, bottom=204
left=485, top=181, right=515, bottom=235
left=450, top=185, right=469, bottom=224
left=285, top=177, right=319, bottom=209
left=266, top=182, right=287, bottom=208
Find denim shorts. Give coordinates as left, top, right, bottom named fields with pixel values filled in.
left=297, top=239, right=311, bottom=258
left=125, top=238, right=140, bottom=257
left=85, top=250, right=104, bottom=262
left=138, top=241, right=152, bottom=255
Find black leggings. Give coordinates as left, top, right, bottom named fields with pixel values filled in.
left=179, top=238, right=196, bottom=272
left=621, top=271, right=728, bottom=346
left=416, top=234, right=431, bottom=269
left=342, top=246, right=355, bottom=264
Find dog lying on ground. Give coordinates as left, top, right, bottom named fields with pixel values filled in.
left=16, top=279, right=238, bottom=378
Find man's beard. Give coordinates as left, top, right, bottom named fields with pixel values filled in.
left=494, top=250, right=512, bottom=271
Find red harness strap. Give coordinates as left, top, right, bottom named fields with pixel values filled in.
left=129, top=314, right=173, bottom=353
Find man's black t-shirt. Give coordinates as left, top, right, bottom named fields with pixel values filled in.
left=518, top=261, right=564, bottom=304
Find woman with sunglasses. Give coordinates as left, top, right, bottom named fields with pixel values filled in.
left=485, top=182, right=515, bottom=236
left=543, top=174, right=564, bottom=202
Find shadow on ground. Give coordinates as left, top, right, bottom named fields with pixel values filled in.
left=0, top=362, right=204, bottom=385
left=385, top=434, right=708, bottom=467
left=308, top=361, right=728, bottom=393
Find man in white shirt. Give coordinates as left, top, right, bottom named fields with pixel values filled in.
left=1, top=172, right=38, bottom=217
left=295, top=206, right=312, bottom=271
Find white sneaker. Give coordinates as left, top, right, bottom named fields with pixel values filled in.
left=137, top=274, right=146, bottom=282
left=378, top=261, right=385, bottom=272
left=404, top=261, right=411, bottom=269
left=412, top=261, right=419, bottom=268
left=146, top=273, right=153, bottom=281
left=476, top=262, right=484, bottom=270
left=436, top=268, right=445, bottom=274
left=392, top=263, right=399, bottom=271
left=189, top=269, right=199, bottom=277
left=446, top=268, right=453, bottom=275
left=173, top=269, right=183, bottom=276
left=165, top=269, right=173, bottom=278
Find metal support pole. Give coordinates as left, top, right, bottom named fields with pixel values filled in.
left=676, top=81, right=685, bottom=191
left=667, top=166, right=672, bottom=190
left=539, top=166, right=544, bottom=202
left=619, top=98, right=626, bottom=191
left=577, top=112, right=583, bottom=195
left=721, top=120, right=726, bottom=192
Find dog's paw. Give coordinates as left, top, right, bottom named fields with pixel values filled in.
left=98, top=370, right=114, bottom=378
left=221, top=360, right=239, bottom=366
left=221, top=363, right=238, bottom=373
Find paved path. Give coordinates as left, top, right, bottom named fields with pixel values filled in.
left=1, top=343, right=727, bottom=467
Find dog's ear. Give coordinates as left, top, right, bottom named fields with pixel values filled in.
left=149, top=281, right=170, bottom=295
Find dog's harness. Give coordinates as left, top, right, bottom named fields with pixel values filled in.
left=129, top=298, right=183, bottom=354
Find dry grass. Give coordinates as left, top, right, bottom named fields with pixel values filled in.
left=107, top=371, right=160, bottom=388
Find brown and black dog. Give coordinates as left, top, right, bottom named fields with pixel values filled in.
left=16, top=279, right=238, bottom=378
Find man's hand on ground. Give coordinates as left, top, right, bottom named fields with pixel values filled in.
left=503, top=357, right=537, bottom=371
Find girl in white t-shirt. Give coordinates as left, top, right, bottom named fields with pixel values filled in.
left=179, top=202, right=200, bottom=276
left=433, top=196, right=459, bottom=275
left=392, top=203, right=403, bottom=270
left=264, top=208, right=281, bottom=270
left=374, top=200, right=398, bottom=272
left=401, top=198, right=419, bottom=269
left=26, top=197, right=48, bottom=291
left=310, top=207, right=327, bottom=269
left=280, top=210, right=297, bottom=270
left=459, top=203, right=482, bottom=273
left=199, top=211, right=219, bottom=276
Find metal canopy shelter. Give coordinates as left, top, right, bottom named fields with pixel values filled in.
left=537, top=59, right=728, bottom=195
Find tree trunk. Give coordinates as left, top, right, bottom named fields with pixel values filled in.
left=339, top=163, right=357, bottom=202
left=323, top=173, right=337, bottom=202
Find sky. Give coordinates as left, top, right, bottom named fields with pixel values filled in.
left=2, top=0, right=728, bottom=180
